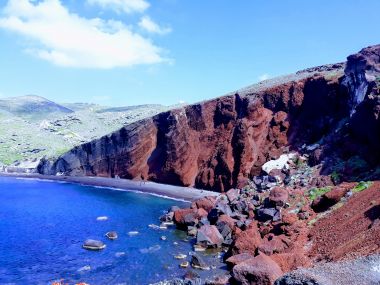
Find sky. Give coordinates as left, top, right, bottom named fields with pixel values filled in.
left=0, top=0, right=379, bottom=107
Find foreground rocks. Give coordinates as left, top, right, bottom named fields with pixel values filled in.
left=233, top=254, right=283, bottom=285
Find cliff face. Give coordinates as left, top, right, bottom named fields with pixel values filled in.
left=41, top=45, right=380, bottom=191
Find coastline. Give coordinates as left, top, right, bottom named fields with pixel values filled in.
left=0, top=173, right=219, bottom=202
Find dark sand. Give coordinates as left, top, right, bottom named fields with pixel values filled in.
left=0, top=173, right=219, bottom=201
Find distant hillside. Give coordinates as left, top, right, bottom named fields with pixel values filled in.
left=0, top=96, right=172, bottom=166
left=0, top=95, right=73, bottom=119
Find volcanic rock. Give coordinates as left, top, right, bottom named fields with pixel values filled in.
left=230, top=224, right=262, bottom=255
left=268, top=187, right=289, bottom=207
left=196, top=225, right=224, bottom=248
left=82, top=239, right=106, bottom=250
left=256, top=208, right=281, bottom=222
left=225, top=252, right=255, bottom=269
left=232, top=253, right=283, bottom=285
left=191, top=254, right=210, bottom=270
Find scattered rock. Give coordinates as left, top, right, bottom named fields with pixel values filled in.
left=174, top=254, right=187, bottom=260
left=105, top=231, right=118, bottom=240
left=180, top=261, right=189, bottom=268
left=191, top=254, right=210, bottom=270
left=96, top=216, right=108, bottom=221
left=82, top=239, right=106, bottom=251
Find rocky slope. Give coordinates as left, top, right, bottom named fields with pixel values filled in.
left=43, top=45, right=380, bottom=192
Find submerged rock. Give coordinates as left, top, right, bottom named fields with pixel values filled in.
left=191, top=254, right=210, bottom=270
left=82, top=239, right=106, bottom=250
left=105, top=231, right=118, bottom=240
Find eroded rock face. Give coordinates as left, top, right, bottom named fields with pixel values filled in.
left=42, top=77, right=348, bottom=191
left=41, top=45, right=380, bottom=191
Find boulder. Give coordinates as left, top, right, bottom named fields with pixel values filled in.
left=256, top=208, right=281, bottom=222
left=174, top=209, right=197, bottom=229
left=191, top=254, right=210, bottom=270
left=184, top=212, right=198, bottom=227
left=232, top=254, right=283, bottom=285
left=226, top=188, right=240, bottom=203
left=269, top=187, right=289, bottom=207
left=196, top=208, right=209, bottom=219
left=82, top=239, right=106, bottom=250
left=225, top=253, right=255, bottom=269
left=216, top=203, right=233, bottom=216
left=216, top=214, right=236, bottom=230
left=191, top=196, right=216, bottom=212
left=230, top=224, right=262, bottom=255
left=196, top=225, right=224, bottom=248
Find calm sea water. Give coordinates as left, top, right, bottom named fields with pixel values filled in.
left=0, top=177, right=224, bottom=285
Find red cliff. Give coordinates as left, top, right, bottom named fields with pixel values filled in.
left=41, top=45, right=380, bottom=192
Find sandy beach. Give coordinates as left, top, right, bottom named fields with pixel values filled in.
left=0, top=173, right=219, bottom=201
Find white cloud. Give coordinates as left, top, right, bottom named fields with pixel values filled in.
left=87, top=0, right=149, bottom=14
left=138, top=16, right=171, bottom=35
left=258, top=73, right=270, bottom=81
left=0, top=0, right=166, bottom=69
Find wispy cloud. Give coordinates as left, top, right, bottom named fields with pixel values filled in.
left=87, top=0, right=149, bottom=14
left=0, top=0, right=168, bottom=69
left=139, top=16, right=171, bottom=35
left=258, top=73, right=270, bottom=81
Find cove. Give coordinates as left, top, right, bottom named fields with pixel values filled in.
left=0, top=176, right=221, bottom=284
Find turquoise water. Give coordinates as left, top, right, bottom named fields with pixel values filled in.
left=0, top=177, right=220, bottom=284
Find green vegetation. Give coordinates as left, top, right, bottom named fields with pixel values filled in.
left=352, top=181, right=373, bottom=193
left=331, top=171, right=342, bottom=185
left=307, top=186, right=332, bottom=201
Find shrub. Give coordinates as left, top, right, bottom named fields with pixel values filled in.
left=307, top=187, right=332, bottom=201
left=352, top=181, right=372, bottom=193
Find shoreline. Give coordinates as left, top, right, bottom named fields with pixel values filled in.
left=0, top=173, right=219, bottom=202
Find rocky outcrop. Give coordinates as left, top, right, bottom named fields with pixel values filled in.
left=41, top=45, right=380, bottom=192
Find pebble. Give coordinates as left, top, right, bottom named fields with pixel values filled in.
left=174, top=253, right=187, bottom=259
left=179, top=261, right=189, bottom=268
left=96, top=216, right=108, bottom=221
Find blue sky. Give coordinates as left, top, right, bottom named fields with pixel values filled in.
left=0, top=0, right=379, bottom=106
